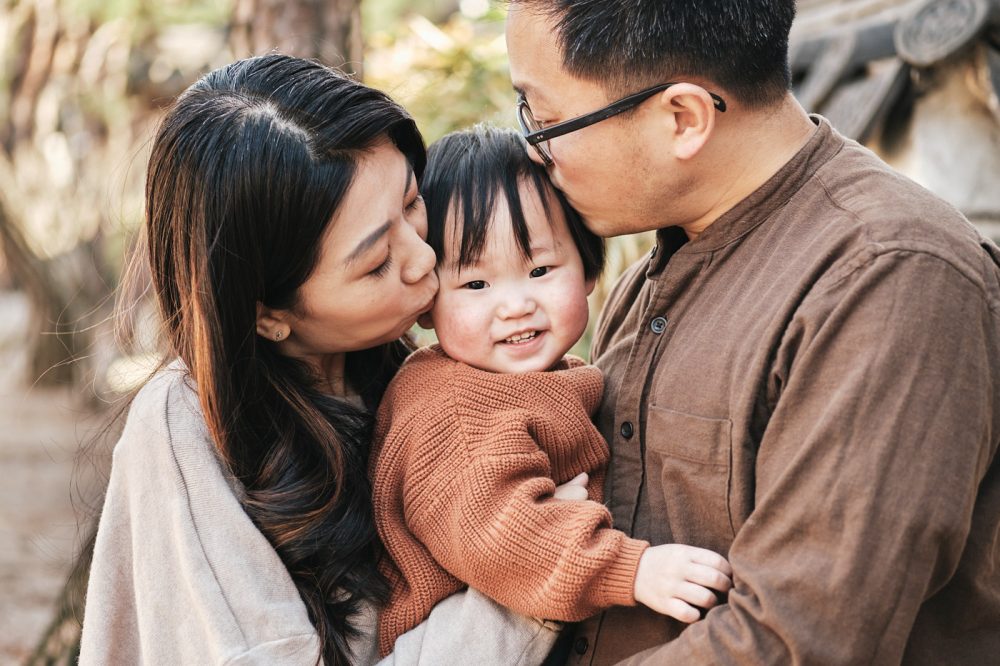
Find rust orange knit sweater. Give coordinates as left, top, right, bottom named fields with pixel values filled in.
left=370, top=345, right=649, bottom=657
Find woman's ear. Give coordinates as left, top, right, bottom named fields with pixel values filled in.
left=256, top=302, right=290, bottom=342
left=655, top=82, right=718, bottom=161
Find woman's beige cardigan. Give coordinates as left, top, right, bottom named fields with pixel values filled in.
left=80, top=365, right=558, bottom=665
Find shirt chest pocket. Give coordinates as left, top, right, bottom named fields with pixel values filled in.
left=645, top=406, right=735, bottom=554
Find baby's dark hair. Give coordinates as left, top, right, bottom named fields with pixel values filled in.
left=421, top=125, right=604, bottom=282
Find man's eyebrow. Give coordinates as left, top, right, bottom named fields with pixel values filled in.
left=513, top=82, right=539, bottom=97
left=344, top=221, right=391, bottom=267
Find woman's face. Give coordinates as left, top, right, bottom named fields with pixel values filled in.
left=266, top=141, right=438, bottom=377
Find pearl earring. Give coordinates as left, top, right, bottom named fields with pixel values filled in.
left=274, top=330, right=283, bottom=341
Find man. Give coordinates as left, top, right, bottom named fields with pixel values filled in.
left=505, top=1, right=1000, bottom=664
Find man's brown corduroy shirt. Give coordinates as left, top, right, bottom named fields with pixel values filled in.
left=566, top=117, right=1000, bottom=664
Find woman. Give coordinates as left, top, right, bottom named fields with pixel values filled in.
left=80, top=54, right=560, bottom=665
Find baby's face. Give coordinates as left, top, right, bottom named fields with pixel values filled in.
left=424, top=183, right=592, bottom=373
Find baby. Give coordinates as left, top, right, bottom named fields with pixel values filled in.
left=370, top=126, right=732, bottom=656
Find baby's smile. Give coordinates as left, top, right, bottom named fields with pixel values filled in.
left=503, top=330, right=541, bottom=344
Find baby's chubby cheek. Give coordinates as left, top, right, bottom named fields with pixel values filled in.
left=428, top=300, right=491, bottom=364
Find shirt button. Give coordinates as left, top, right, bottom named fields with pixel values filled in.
left=574, top=637, right=589, bottom=655
left=650, top=316, right=668, bottom=334
left=620, top=421, right=634, bottom=439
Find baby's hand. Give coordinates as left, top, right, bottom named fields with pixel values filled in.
left=552, top=472, right=589, bottom=501
left=633, top=544, right=733, bottom=623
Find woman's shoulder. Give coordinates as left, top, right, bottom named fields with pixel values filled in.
left=114, top=363, right=198, bottom=455
left=85, top=361, right=321, bottom=663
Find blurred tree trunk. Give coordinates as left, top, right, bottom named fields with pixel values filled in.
left=0, top=156, right=77, bottom=384
left=229, top=0, right=364, bottom=76
left=0, top=0, right=129, bottom=387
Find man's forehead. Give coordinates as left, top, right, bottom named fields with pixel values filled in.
left=506, top=4, right=563, bottom=92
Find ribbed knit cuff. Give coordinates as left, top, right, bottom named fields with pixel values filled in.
left=595, top=537, right=649, bottom=608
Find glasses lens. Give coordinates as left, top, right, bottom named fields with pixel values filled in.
left=517, top=100, right=552, bottom=164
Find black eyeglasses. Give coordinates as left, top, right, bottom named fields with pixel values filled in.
left=516, top=82, right=727, bottom=166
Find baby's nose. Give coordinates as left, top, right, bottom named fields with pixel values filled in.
left=497, top=290, right=537, bottom=319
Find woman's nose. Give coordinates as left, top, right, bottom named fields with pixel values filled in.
left=399, top=224, right=437, bottom=285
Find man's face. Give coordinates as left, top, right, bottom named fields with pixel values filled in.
left=506, top=4, right=669, bottom=238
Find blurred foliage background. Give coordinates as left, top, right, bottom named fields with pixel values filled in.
left=0, top=0, right=647, bottom=400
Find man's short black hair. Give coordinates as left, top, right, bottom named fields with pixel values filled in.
left=512, top=0, right=796, bottom=109
left=422, top=125, right=605, bottom=282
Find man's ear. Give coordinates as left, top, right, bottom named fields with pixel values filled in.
left=256, top=301, right=290, bottom=341
left=655, top=82, right=717, bottom=161
left=417, top=311, right=435, bottom=330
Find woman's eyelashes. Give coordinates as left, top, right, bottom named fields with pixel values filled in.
left=405, top=194, right=423, bottom=212
left=369, top=253, right=393, bottom=278
left=368, top=195, right=419, bottom=280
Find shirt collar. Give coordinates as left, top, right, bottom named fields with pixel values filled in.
left=648, top=115, right=843, bottom=273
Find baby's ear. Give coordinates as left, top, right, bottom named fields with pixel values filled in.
left=585, top=275, right=598, bottom=296
left=417, top=311, right=435, bottom=330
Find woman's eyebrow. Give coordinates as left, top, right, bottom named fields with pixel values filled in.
left=344, top=221, right=391, bottom=267
left=403, top=161, right=414, bottom=196
left=344, top=161, right=414, bottom=268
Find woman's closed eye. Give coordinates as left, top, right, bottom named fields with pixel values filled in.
left=405, top=194, right=423, bottom=213
left=368, top=253, right=393, bottom=278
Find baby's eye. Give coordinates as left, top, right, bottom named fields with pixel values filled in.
left=529, top=266, right=550, bottom=278
left=463, top=280, right=488, bottom=290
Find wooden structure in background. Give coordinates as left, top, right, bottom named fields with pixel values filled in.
left=791, top=0, right=1000, bottom=240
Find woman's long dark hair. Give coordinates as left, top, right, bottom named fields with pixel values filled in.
left=144, top=54, right=425, bottom=664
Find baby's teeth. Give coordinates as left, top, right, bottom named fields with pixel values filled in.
left=506, top=331, right=537, bottom=343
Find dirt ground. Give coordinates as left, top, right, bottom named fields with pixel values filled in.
left=0, top=291, right=106, bottom=663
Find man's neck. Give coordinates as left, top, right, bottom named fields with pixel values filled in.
left=680, top=96, right=816, bottom=241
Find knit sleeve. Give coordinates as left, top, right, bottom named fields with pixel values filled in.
left=403, top=418, right=648, bottom=621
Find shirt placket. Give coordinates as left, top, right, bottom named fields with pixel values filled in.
left=611, top=251, right=703, bottom=535
left=575, top=250, right=705, bottom=666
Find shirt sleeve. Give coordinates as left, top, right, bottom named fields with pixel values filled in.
left=617, top=249, right=999, bottom=664
left=403, top=417, right=648, bottom=621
